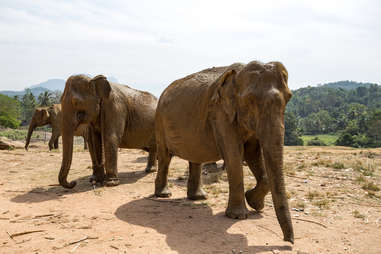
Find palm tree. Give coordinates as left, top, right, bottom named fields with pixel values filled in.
left=38, top=91, right=53, bottom=107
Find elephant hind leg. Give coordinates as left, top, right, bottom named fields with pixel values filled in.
left=54, top=137, right=59, bottom=149
left=244, top=138, right=270, bottom=212
left=154, top=143, right=172, bottom=198
left=187, top=162, right=207, bottom=200
left=144, top=144, right=157, bottom=173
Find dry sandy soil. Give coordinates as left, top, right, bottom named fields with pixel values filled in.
left=0, top=142, right=381, bottom=254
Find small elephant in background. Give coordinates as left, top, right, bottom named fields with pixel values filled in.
left=25, top=104, right=88, bottom=151
left=154, top=61, right=294, bottom=243
left=58, top=74, right=158, bottom=189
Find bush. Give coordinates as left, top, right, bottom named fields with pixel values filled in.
left=307, top=137, right=327, bottom=146
left=335, top=132, right=354, bottom=147
left=0, top=115, right=20, bottom=129
left=285, top=133, right=304, bottom=146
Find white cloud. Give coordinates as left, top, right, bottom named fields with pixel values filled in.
left=0, top=0, right=380, bottom=95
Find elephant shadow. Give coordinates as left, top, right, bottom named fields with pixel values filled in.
left=131, top=156, right=148, bottom=163
left=10, top=170, right=148, bottom=203
left=115, top=198, right=292, bottom=254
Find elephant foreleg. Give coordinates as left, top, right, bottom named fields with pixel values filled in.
left=212, top=119, right=248, bottom=219
left=244, top=138, right=270, bottom=212
left=87, top=129, right=105, bottom=184
left=187, top=162, right=207, bottom=200
left=103, top=135, right=120, bottom=186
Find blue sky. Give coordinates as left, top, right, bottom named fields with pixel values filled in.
left=0, top=0, right=380, bottom=96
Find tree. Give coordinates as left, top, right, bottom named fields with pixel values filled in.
left=335, top=133, right=354, bottom=147
left=21, top=89, right=37, bottom=125
left=38, top=91, right=53, bottom=106
left=365, top=110, right=381, bottom=147
left=0, top=94, right=21, bottom=128
left=284, top=112, right=303, bottom=146
left=51, top=90, right=62, bottom=104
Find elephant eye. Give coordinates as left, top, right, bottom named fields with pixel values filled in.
left=76, top=111, right=86, bottom=123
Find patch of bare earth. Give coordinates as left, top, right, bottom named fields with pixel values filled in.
left=1, top=143, right=381, bottom=253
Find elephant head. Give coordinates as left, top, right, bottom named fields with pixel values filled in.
left=58, top=74, right=111, bottom=188
left=25, top=107, right=51, bottom=150
left=211, top=61, right=294, bottom=242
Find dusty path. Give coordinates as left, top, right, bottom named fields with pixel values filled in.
left=0, top=143, right=381, bottom=253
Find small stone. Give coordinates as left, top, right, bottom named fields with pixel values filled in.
left=272, top=250, right=280, bottom=254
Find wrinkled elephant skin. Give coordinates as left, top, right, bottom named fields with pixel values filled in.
left=154, top=61, right=294, bottom=243
left=58, top=75, right=157, bottom=189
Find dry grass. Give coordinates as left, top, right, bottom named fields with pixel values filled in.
left=352, top=210, right=365, bottom=219
left=306, top=190, right=322, bottom=201
left=313, top=199, right=330, bottom=209
left=362, top=182, right=380, bottom=192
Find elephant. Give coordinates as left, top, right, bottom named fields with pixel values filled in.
left=154, top=61, right=294, bottom=243
left=25, top=104, right=88, bottom=151
left=58, top=74, right=157, bottom=189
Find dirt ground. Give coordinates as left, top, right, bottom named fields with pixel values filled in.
left=0, top=142, right=381, bottom=254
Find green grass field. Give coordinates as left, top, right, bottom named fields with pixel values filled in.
left=301, top=134, right=338, bottom=146
left=0, top=127, right=51, bottom=141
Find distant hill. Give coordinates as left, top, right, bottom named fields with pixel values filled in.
left=0, top=87, right=50, bottom=98
left=320, top=81, right=377, bottom=90
left=30, top=78, right=65, bottom=91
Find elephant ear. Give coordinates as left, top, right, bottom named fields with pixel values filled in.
left=91, top=75, right=111, bottom=99
left=211, top=69, right=237, bottom=123
left=269, top=61, right=292, bottom=102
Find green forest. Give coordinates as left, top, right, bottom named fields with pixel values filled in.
left=285, top=81, right=381, bottom=147
left=1, top=81, right=380, bottom=148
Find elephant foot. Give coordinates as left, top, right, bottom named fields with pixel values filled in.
left=225, top=204, right=249, bottom=219
left=187, top=188, right=208, bottom=200
left=155, top=185, right=172, bottom=198
left=105, top=177, right=120, bottom=187
left=245, top=188, right=266, bottom=212
left=144, top=166, right=157, bottom=173
left=89, top=174, right=105, bottom=185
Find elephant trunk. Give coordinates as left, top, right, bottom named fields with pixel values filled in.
left=260, top=121, right=294, bottom=243
left=58, top=125, right=76, bottom=189
left=25, top=119, right=36, bottom=150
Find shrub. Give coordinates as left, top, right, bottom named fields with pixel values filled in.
left=307, top=137, right=327, bottom=146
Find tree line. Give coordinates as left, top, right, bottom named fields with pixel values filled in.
left=285, top=82, right=381, bottom=147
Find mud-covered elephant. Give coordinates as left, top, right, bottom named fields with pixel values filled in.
left=58, top=74, right=157, bottom=189
left=154, top=61, right=294, bottom=243
left=25, top=104, right=88, bottom=151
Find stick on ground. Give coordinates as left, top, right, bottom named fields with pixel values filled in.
left=7, top=230, right=45, bottom=238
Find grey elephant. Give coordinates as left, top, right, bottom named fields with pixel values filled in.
left=154, top=61, right=294, bottom=243
left=58, top=74, right=157, bottom=188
